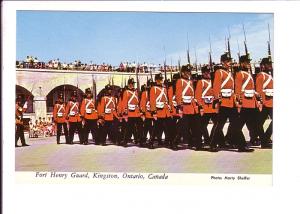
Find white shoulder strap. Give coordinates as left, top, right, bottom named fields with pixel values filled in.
left=182, top=79, right=193, bottom=96
left=263, top=73, right=272, bottom=90
left=70, top=101, right=78, bottom=112
left=201, top=79, right=212, bottom=97
left=241, top=71, right=252, bottom=92
left=221, top=70, right=232, bottom=89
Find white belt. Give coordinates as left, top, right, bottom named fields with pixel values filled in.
left=203, top=96, right=214, bottom=104
left=244, top=89, right=255, bottom=98
left=128, top=104, right=136, bottom=111
left=69, top=111, right=76, bottom=116
left=221, top=89, right=233, bottom=97
left=172, top=100, right=177, bottom=107
left=86, top=109, right=92, bottom=114
left=264, top=89, right=273, bottom=97
left=182, top=95, right=192, bottom=104
left=57, top=112, right=63, bottom=117
left=156, top=101, right=165, bottom=109
left=146, top=103, right=151, bottom=111
left=105, top=108, right=112, bottom=114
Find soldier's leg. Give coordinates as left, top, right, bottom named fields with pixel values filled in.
left=62, top=122, right=70, bottom=144
left=202, top=114, right=212, bottom=144
left=210, top=107, right=228, bottom=151
left=15, top=125, right=20, bottom=147
left=182, top=114, right=192, bottom=146
left=235, top=108, right=248, bottom=150
left=98, top=122, right=106, bottom=145
left=191, top=115, right=202, bottom=150
left=264, top=107, right=273, bottom=143
left=77, top=122, right=84, bottom=144
left=56, top=123, right=62, bottom=144
left=90, top=119, right=99, bottom=145
left=69, top=122, right=75, bottom=144
left=124, top=118, right=133, bottom=146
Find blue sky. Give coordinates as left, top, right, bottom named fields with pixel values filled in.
left=17, top=11, right=273, bottom=66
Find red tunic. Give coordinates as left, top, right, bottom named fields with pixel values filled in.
left=213, top=69, right=235, bottom=108
left=65, top=100, right=82, bottom=122
left=195, top=79, right=217, bottom=113
left=256, top=71, right=273, bottom=108
left=175, top=78, right=198, bottom=114
left=53, top=103, right=67, bottom=123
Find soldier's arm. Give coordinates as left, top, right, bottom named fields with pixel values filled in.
left=195, top=80, right=203, bottom=106
left=65, top=102, right=70, bottom=115
left=213, top=70, right=222, bottom=99
left=167, top=87, right=173, bottom=107
left=175, top=79, right=182, bottom=106
left=98, top=97, right=105, bottom=119
left=122, top=91, right=128, bottom=114
left=80, top=100, right=85, bottom=117
left=235, top=72, right=243, bottom=104
left=149, top=87, right=157, bottom=113
left=53, top=105, right=57, bottom=122
left=140, top=92, right=146, bottom=113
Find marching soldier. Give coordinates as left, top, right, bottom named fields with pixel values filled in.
left=140, top=81, right=154, bottom=147
left=15, top=95, right=29, bottom=147
left=175, top=65, right=199, bottom=149
left=195, top=65, right=217, bottom=148
left=122, top=78, right=143, bottom=147
left=116, top=87, right=125, bottom=145
left=53, top=93, right=70, bottom=144
left=150, top=73, right=172, bottom=149
left=80, top=88, right=99, bottom=145
left=235, top=54, right=257, bottom=151
left=65, top=90, right=83, bottom=144
left=97, top=84, right=119, bottom=145
left=256, top=57, right=273, bottom=148
left=169, top=73, right=183, bottom=150
left=210, top=53, right=253, bottom=152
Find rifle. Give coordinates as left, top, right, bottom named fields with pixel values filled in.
left=237, top=39, right=241, bottom=64
left=267, top=23, right=273, bottom=76
left=92, top=74, right=97, bottom=103
left=187, top=33, right=191, bottom=65
left=243, top=24, right=252, bottom=73
left=170, top=58, right=173, bottom=81
left=163, top=45, right=167, bottom=82
left=195, top=49, right=198, bottom=74
left=268, top=23, right=273, bottom=63
left=135, top=64, right=140, bottom=94
left=209, top=35, right=214, bottom=74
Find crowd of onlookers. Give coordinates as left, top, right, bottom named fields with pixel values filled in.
left=28, top=117, right=56, bottom=138
left=16, top=56, right=183, bottom=73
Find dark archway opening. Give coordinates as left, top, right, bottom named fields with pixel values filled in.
left=16, top=85, right=34, bottom=113
left=46, top=85, right=84, bottom=112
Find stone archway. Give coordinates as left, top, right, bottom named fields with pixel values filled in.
left=16, top=85, right=34, bottom=113
left=46, top=84, right=84, bottom=112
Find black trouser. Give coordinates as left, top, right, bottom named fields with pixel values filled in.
left=199, top=113, right=218, bottom=144
left=237, top=108, right=258, bottom=147
left=210, top=107, right=242, bottom=148
left=152, top=117, right=172, bottom=144
left=257, top=107, right=273, bottom=144
left=170, top=116, right=183, bottom=145
left=83, top=119, right=98, bottom=144
left=142, top=118, right=154, bottom=143
left=124, top=117, right=143, bottom=143
left=181, top=114, right=199, bottom=146
left=56, top=122, right=69, bottom=144
left=15, top=124, right=26, bottom=146
left=99, top=120, right=118, bottom=144
left=69, top=122, right=84, bottom=144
